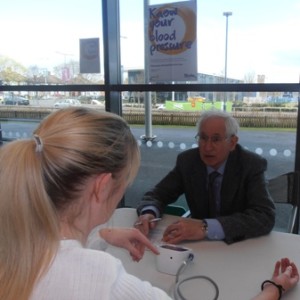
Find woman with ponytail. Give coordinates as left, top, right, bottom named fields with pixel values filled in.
left=0, top=107, right=171, bottom=300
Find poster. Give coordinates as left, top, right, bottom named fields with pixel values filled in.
left=147, top=0, right=197, bottom=82
left=79, top=38, right=100, bottom=74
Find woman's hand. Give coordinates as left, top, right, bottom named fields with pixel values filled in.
left=253, top=258, right=299, bottom=300
left=272, top=258, right=299, bottom=291
left=99, top=227, right=159, bottom=262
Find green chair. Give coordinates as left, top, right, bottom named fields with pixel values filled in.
left=164, top=204, right=190, bottom=217
left=268, top=171, right=300, bottom=234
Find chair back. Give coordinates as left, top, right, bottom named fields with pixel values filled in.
left=164, top=205, right=187, bottom=216
left=268, top=171, right=300, bottom=234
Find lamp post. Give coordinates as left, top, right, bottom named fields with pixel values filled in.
left=141, top=0, right=156, bottom=141
left=223, top=11, right=232, bottom=111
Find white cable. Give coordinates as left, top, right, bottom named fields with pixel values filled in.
left=172, top=254, right=219, bottom=300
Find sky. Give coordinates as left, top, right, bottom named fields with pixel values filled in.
left=1, top=0, right=300, bottom=83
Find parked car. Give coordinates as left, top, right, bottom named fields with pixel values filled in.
left=91, top=99, right=104, bottom=106
left=3, top=96, right=30, bottom=106
left=54, top=99, right=81, bottom=108
left=156, top=104, right=166, bottom=110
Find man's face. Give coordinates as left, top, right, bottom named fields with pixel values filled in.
left=198, top=117, right=238, bottom=169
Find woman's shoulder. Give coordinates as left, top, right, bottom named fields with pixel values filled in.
left=33, top=240, right=171, bottom=300
left=59, top=239, right=119, bottom=268
left=31, top=240, right=123, bottom=300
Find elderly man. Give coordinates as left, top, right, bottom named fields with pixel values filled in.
left=136, top=110, right=275, bottom=244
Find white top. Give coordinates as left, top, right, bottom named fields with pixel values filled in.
left=30, top=239, right=171, bottom=300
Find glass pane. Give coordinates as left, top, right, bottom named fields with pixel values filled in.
left=0, top=0, right=103, bottom=86
left=1, top=0, right=299, bottom=230
left=120, top=0, right=300, bottom=83
left=126, top=121, right=296, bottom=208
left=120, top=89, right=297, bottom=210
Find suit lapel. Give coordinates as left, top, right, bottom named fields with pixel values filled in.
left=221, top=147, right=241, bottom=213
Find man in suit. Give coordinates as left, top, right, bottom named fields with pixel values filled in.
left=135, top=110, right=275, bottom=244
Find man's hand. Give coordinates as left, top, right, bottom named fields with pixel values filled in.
left=134, top=213, right=157, bottom=236
left=162, top=218, right=207, bottom=244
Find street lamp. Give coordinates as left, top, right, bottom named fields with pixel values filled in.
left=223, top=11, right=232, bottom=111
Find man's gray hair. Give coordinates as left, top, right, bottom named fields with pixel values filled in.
left=197, top=110, right=239, bottom=137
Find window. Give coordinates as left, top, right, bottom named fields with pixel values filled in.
left=0, top=0, right=300, bottom=211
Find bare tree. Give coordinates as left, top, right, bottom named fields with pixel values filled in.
left=0, top=55, right=27, bottom=84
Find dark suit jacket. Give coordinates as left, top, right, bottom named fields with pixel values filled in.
left=137, top=144, right=275, bottom=244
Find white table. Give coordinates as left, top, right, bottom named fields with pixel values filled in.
left=97, top=208, right=300, bottom=300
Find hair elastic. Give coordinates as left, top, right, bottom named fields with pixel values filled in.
left=33, top=134, right=43, bottom=153
left=261, top=280, right=285, bottom=299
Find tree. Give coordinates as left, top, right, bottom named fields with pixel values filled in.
left=0, top=55, right=27, bottom=84
left=243, top=71, right=257, bottom=103
left=243, top=71, right=256, bottom=83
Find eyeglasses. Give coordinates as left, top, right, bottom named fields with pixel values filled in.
left=195, top=134, right=229, bottom=145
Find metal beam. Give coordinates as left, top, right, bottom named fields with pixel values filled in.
left=102, top=0, right=122, bottom=115
left=1, top=83, right=300, bottom=93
